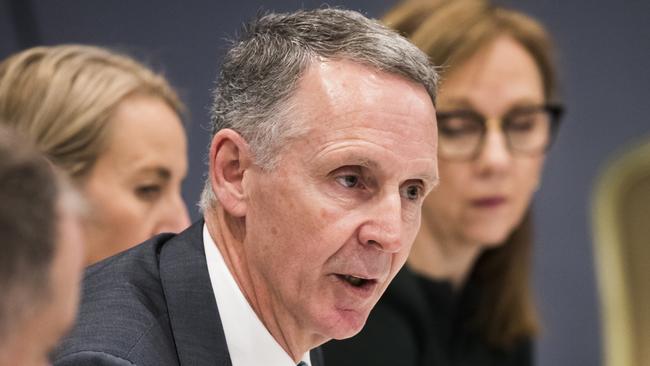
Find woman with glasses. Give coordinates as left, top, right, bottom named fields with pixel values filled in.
left=323, top=0, right=564, bottom=365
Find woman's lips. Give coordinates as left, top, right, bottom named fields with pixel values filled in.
left=471, top=196, right=506, bottom=208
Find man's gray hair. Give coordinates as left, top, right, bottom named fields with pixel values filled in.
left=200, top=7, right=438, bottom=211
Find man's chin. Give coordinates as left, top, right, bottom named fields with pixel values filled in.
left=321, top=308, right=369, bottom=340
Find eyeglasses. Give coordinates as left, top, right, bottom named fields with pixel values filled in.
left=436, top=104, right=564, bottom=161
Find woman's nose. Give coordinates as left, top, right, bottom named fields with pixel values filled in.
left=154, top=194, right=191, bottom=234
left=476, top=123, right=511, bottom=174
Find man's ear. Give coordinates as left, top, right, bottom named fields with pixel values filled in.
left=208, top=129, right=252, bottom=217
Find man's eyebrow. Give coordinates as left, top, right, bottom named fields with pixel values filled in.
left=330, top=154, right=379, bottom=170
left=336, top=156, right=439, bottom=185
left=421, top=171, right=440, bottom=186
left=430, top=174, right=440, bottom=188
left=355, top=158, right=379, bottom=170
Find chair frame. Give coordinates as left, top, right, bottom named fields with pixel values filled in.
left=593, top=138, right=650, bottom=366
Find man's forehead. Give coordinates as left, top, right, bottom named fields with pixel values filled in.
left=277, top=58, right=437, bottom=179
left=289, top=60, right=434, bottom=127
left=296, top=59, right=426, bottom=104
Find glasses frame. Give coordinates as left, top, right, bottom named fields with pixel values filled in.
left=435, top=103, right=565, bottom=161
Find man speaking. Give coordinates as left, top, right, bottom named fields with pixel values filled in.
left=54, top=8, right=439, bottom=366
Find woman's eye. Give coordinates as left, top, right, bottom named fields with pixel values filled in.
left=439, top=118, right=481, bottom=138
left=135, top=185, right=162, bottom=200
left=336, top=174, right=361, bottom=188
left=507, top=118, right=535, bottom=132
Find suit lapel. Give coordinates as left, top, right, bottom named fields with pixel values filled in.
left=310, top=347, right=325, bottom=366
left=159, top=220, right=232, bottom=365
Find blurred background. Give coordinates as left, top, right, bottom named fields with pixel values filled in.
left=2, top=1, right=649, bottom=365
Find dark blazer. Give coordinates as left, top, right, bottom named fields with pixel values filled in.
left=53, top=220, right=324, bottom=366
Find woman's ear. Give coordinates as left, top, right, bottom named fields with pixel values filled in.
left=208, top=129, right=252, bottom=217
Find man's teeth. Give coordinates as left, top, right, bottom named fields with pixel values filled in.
left=344, top=275, right=365, bottom=287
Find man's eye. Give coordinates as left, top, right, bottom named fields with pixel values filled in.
left=401, top=184, right=423, bottom=201
left=336, top=175, right=361, bottom=188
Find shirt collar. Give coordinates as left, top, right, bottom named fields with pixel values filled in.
left=203, top=224, right=311, bottom=366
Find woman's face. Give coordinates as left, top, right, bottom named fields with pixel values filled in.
left=422, top=36, right=546, bottom=248
left=81, top=94, right=190, bottom=265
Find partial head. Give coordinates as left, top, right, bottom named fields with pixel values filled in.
left=385, top=0, right=562, bottom=348
left=200, top=7, right=438, bottom=211
left=384, top=0, right=558, bottom=101
left=0, top=126, right=85, bottom=366
left=204, top=8, right=439, bottom=352
left=385, top=0, right=563, bottom=246
left=0, top=45, right=190, bottom=264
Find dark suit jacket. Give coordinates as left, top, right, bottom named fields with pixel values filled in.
left=54, top=220, right=324, bottom=366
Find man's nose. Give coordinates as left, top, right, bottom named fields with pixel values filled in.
left=154, top=194, right=191, bottom=234
left=357, top=192, right=402, bottom=253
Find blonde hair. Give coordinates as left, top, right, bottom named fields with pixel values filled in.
left=384, top=0, right=561, bottom=349
left=0, top=45, right=184, bottom=181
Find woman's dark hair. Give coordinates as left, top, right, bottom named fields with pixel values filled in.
left=384, top=0, right=561, bottom=349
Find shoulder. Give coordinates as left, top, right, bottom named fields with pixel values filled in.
left=362, top=266, right=434, bottom=341
left=54, top=233, right=180, bottom=366
left=54, top=350, right=136, bottom=366
left=380, top=266, right=436, bottom=330
left=507, top=337, right=533, bottom=366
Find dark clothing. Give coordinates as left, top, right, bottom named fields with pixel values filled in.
left=53, top=220, right=324, bottom=366
left=322, top=266, right=531, bottom=366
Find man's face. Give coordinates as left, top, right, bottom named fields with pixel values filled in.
left=0, top=199, right=84, bottom=366
left=242, top=60, right=438, bottom=343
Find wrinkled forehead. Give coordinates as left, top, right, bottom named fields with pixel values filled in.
left=278, top=59, right=438, bottom=179
left=289, top=59, right=436, bottom=133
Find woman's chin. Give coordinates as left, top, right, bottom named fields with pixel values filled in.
left=470, top=229, right=513, bottom=248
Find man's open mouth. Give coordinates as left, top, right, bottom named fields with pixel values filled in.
left=337, top=274, right=377, bottom=288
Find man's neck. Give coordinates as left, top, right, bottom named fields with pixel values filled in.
left=204, top=209, right=318, bottom=363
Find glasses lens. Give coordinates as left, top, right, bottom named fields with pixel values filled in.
left=437, top=112, right=483, bottom=160
left=504, top=108, right=552, bottom=154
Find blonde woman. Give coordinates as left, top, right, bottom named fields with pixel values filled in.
left=324, top=0, right=564, bottom=365
left=0, top=45, right=190, bottom=265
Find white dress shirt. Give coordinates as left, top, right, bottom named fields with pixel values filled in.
left=203, top=224, right=312, bottom=366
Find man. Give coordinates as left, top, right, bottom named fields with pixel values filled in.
left=0, top=126, right=85, bottom=366
left=54, top=8, right=439, bottom=366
